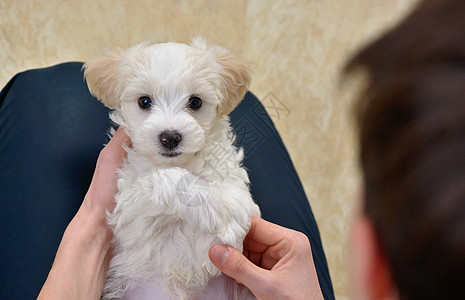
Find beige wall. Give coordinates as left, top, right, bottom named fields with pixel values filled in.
left=0, top=0, right=418, bottom=298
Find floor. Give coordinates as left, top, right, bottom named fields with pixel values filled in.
left=0, top=0, right=419, bottom=298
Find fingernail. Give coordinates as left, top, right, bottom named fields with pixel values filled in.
left=210, top=244, right=229, bottom=266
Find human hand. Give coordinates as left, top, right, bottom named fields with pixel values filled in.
left=83, top=127, right=130, bottom=215
left=38, top=127, right=130, bottom=300
left=209, top=217, right=324, bottom=300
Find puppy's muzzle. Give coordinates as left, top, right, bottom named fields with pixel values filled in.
left=159, top=131, right=182, bottom=150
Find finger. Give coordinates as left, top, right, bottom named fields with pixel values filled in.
left=98, top=128, right=130, bottom=167
left=209, top=244, right=270, bottom=293
left=243, top=249, right=250, bottom=259
left=107, top=127, right=130, bottom=149
left=244, top=248, right=280, bottom=270
left=243, top=237, right=268, bottom=253
left=246, top=217, right=294, bottom=246
left=247, top=250, right=263, bottom=267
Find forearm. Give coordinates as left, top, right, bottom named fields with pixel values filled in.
left=37, top=128, right=127, bottom=299
left=38, top=204, right=112, bottom=300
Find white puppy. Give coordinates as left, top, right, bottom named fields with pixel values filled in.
left=84, top=37, right=261, bottom=300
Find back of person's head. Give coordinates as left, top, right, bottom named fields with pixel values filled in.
left=346, top=0, right=465, bottom=298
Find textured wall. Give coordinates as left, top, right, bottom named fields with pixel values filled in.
left=0, top=0, right=418, bottom=298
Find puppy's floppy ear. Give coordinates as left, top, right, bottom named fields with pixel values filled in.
left=83, top=48, right=125, bottom=109
left=214, top=47, right=252, bottom=116
left=191, top=37, right=252, bottom=116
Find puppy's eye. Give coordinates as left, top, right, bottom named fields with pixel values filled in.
left=187, top=96, right=202, bottom=110
left=138, top=96, right=152, bottom=109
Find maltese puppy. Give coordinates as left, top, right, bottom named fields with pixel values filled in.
left=84, top=37, right=261, bottom=300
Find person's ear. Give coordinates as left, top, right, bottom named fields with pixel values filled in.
left=83, top=48, right=125, bottom=109
left=350, top=216, right=398, bottom=300
left=190, top=36, right=252, bottom=116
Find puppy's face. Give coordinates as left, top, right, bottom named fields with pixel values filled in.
left=84, top=38, right=251, bottom=165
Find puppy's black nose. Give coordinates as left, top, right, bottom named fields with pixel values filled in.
left=159, top=131, right=182, bottom=150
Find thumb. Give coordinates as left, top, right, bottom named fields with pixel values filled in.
left=209, top=244, right=269, bottom=291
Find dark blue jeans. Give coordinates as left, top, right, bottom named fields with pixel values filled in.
left=0, top=63, right=334, bottom=299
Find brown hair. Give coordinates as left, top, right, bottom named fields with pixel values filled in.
left=346, top=0, right=465, bottom=298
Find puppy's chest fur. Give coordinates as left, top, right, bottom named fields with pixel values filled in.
left=103, top=119, right=259, bottom=300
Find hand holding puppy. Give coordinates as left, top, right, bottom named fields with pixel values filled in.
left=83, top=127, right=130, bottom=215
left=209, top=217, right=324, bottom=300
left=38, top=128, right=129, bottom=300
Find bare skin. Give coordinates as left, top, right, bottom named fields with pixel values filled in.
left=37, top=127, right=323, bottom=300
left=38, top=128, right=129, bottom=300
left=209, top=217, right=324, bottom=300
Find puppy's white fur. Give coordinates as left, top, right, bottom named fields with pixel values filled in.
left=84, top=37, right=260, bottom=300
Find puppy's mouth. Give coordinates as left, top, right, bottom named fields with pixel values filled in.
left=161, top=152, right=182, bottom=158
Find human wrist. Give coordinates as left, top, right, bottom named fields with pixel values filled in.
left=69, top=200, right=113, bottom=246
left=58, top=198, right=113, bottom=275
left=38, top=201, right=113, bottom=300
